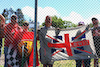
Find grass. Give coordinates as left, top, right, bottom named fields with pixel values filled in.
left=37, top=41, right=77, bottom=67
left=0, top=40, right=100, bottom=67
left=0, top=65, right=4, bottom=67
left=38, top=58, right=97, bottom=67
left=37, top=41, right=99, bottom=67
left=1, top=38, right=4, bottom=54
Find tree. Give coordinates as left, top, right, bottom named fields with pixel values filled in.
left=64, top=21, right=77, bottom=28
left=9, top=8, right=15, bottom=20
left=15, top=8, right=25, bottom=26
left=2, top=8, right=25, bottom=25
left=52, top=16, right=65, bottom=29
left=2, top=8, right=9, bottom=21
left=42, top=16, right=77, bottom=29
left=89, top=23, right=93, bottom=27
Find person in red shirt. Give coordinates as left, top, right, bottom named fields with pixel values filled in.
left=0, top=14, right=5, bottom=57
left=4, top=15, right=22, bottom=67
left=14, top=21, right=39, bottom=67
left=23, top=21, right=40, bottom=67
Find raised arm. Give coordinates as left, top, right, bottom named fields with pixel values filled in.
left=0, top=14, right=5, bottom=38
left=0, top=14, right=5, bottom=23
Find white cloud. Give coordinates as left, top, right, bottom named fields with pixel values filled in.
left=62, top=11, right=90, bottom=25
left=22, top=6, right=60, bottom=25
left=22, top=6, right=34, bottom=19
left=62, top=11, right=100, bottom=25
left=22, top=6, right=100, bottom=25
left=38, top=7, right=60, bottom=24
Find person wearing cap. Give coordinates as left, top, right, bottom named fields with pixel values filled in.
left=38, top=16, right=54, bottom=67
left=75, top=22, right=91, bottom=67
left=13, top=21, right=39, bottom=67
left=78, top=22, right=85, bottom=26
left=23, top=21, right=40, bottom=67
left=0, top=14, right=5, bottom=57
left=91, top=18, right=100, bottom=67
left=4, top=15, right=22, bottom=67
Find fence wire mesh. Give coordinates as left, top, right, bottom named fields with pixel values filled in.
left=0, top=0, right=100, bottom=67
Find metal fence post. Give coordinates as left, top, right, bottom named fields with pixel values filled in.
left=33, top=0, right=38, bottom=67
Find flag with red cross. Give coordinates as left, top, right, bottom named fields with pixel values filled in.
left=39, top=25, right=97, bottom=61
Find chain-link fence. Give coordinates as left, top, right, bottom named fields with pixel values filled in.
left=0, top=0, right=100, bottom=67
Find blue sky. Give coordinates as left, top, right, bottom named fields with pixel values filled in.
left=38, top=0, right=100, bottom=18
left=0, top=0, right=100, bottom=24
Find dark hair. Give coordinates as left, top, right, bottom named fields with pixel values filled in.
left=91, top=17, right=98, bottom=21
left=11, top=15, right=17, bottom=20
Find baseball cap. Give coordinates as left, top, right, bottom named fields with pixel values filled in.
left=91, top=17, right=98, bottom=24
left=78, top=22, right=85, bottom=26
left=91, top=17, right=98, bottom=21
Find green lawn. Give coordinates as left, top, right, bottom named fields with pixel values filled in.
left=38, top=59, right=96, bottom=67
left=0, top=65, right=4, bottom=67
left=1, top=38, right=4, bottom=54
left=1, top=40, right=100, bottom=67
left=37, top=41, right=99, bottom=67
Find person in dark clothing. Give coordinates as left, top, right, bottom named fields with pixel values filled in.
left=91, top=17, right=100, bottom=67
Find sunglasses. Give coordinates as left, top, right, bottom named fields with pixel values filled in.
left=23, top=23, right=29, bottom=26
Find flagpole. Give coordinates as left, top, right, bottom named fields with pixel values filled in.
left=33, top=0, right=38, bottom=67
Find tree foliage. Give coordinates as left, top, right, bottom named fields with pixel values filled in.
left=2, top=9, right=9, bottom=21
left=15, top=8, right=25, bottom=26
left=2, top=8, right=25, bottom=25
left=52, top=16, right=64, bottom=29
left=42, top=16, right=77, bottom=29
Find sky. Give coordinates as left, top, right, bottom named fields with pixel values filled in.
left=0, top=0, right=100, bottom=25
